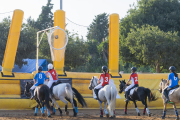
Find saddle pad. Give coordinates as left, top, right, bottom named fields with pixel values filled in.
left=93, top=79, right=121, bottom=99
left=168, top=88, right=178, bottom=96
left=130, top=87, right=137, bottom=95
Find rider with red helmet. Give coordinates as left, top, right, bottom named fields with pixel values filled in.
left=94, top=66, right=110, bottom=100
left=125, top=67, right=139, bottom=102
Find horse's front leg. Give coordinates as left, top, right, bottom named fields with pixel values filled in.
left=173, top=104, right=179, bottom=120
left=133, top=101, right=140, bottom=116
left=124, top=101, right=128, bottom=114
left=162, top=99, right=167, bottom=119
left=103, top=102, right=109, bottom=118
left=98, top=100, right=103, bottom=118
left=51, top=98, right=62, bottom=116
left=34, top=103, right=39, bottom=116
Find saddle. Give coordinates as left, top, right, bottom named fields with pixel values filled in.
left=50, top=80, right=62, bottom=89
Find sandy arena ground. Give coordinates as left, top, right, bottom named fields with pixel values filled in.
left=0, top=109, right=179, bottom=120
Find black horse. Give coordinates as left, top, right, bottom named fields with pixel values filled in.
left=119, top=80, right=157, bottom=117
left=24, top=82, right=53, bottom=117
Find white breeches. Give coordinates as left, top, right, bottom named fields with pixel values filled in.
left=94, top=83, right=103, bottom=89
left=30, top=85, right=36, bottom=90
left=125, top=83, right=135, bottom=92
left=47, top=80, right=58, bottom=88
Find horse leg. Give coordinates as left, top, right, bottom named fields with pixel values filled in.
left=98, top=100, right=103, bottom=118
left=103, top=102, right=109, bottom=118
left=133, top=101, right=140, bottom=116
left=162, top=101, right=167, bottom=119
left=59, top=97, right=69, bottom=116
left=124, top=101, right=128, bottom=114
left=40, top=102, right=45, bottom=117
left=51, top=98, right=62, bottom=116
left=69, top=97, right=77, bottom=117
left=143, top=98, right=146, bottom=115
left=173, top=104, right=179, bottom=120
left=34, top=103, right=39, bottom=116
left=65, top=97, right=78, bottom=114
left=141, top=99, right=150, bottom=117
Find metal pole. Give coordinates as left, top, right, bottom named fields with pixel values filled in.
left=60, top=0, right=62, bottom=10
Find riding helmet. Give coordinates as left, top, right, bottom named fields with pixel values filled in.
left=102, top=66, right=108, bottom=72
left=169, top=66, right=176, bottom=71
left=48, top=63, right=53, bottom=70
left=38, top=66, right=43, bottom=71
left=131, top=67, right=137, bottom=72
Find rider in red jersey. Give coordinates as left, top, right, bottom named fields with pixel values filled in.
left=94, top=66, right=110, bottom=100
left=46, top=63, right=58, bottom=96
left=125, top=67, right=139, bottom=102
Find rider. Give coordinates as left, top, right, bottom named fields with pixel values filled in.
left=46, top=63, right=58, bottom=96
left=30, top=66, right=48, bottom=100
left=125, top=67, right=139, bottom=102
left=94, top=66, right=110, bottom=100
left=163, top=66, right=179, bottom=103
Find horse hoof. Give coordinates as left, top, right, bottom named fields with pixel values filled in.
left=66, top=111, right=69, bottom=116
left=60, top=113, right=62, bottom=116
left=51, top=112, right=55, bottom=115
left=73, top=113, right=77, bottom=117
left=41, top=113, right=45, bottom=117
left=106, top=114, right=109, bottom=118
left=100, top=115, right=103, bottom=118
left=48, top=115, right=51, bottom=118
left=143, top=113, right=145, bottom=115
left=162, top=116, right=165, bottom=119
left=125, top=112, right=127, bottom=114
left=110, top=116, right=114, bottom=119
left=148, top=114, right=151, bottom=117
left=113, top=115, right=116, bottom=118
left=138, top=113, right=140, bottom=116
left=34, top=113, right=37, bottom=116
left=176, top=116, right=179, bottom=120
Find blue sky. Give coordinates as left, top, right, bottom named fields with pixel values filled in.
left=0, top=0, right=137, bottom=39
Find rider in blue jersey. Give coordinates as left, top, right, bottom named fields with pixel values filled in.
left=163, top=66, right=179, bottom=103
left=30, top=66, right=48, bottom=99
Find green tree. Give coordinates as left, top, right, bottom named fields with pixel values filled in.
left=87, top=13, right=109, bottom=44
left=0, top=17, right=37, bottom=68
left=121, top=25, right=180, bottom=73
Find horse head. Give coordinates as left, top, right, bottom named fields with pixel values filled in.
left=89, top=76, right=98, bottom=90
left=159, top=79, right=167, bottom=93
left=24, top=82, right=33, bottom=97
left=119, top=79, right=126, bottom=93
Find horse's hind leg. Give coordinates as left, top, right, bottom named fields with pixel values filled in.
left=173, top=104, right=179, bottom=120
left=103, top=102, right=109, bottom=118
left=69, top=98, right=77, bottom=117
left=133, top=101, right=140, bottom=116
left=143, top=98, right=146, bottom=115
left=141, top=99, right=150, bottom=117
left=66, top=97, right=78, bottom=114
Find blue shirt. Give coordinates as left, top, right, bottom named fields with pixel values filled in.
left=168, top=72, right=179, bottom=88
left=34, top=72, right=47, bottom=86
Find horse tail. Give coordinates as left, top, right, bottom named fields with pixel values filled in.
left=44, top=86, right=53, bottom=113
left=108, top=86, right=116, bottom=113
left=72, top=87, right=87, bottom=107
left=144, top=88, right=157, bottom=102
left=65, top=83, right=73, bottom=101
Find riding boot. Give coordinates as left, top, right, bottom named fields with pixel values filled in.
left=125, top=91, right=130, bottom=102
left=94, top=89, right=99, bottom=100
left=163, top=91, right=169, bottom=103
left=50, top=88, right=54, bottom=97
left=30, top=89, right=34, bottom=100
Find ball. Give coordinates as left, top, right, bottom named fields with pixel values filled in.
left=55, top=35, right=58, bottom=39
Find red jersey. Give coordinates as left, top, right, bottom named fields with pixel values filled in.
left=47, top=69, right=58, bottom=81
left=99, top=73, right=110, bottom=86
left=129, top=73, right=138, bottom=85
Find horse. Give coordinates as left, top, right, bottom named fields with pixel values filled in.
left=44, top=81, right=87, bottom=117
left=88, top=76, right=117, bottom=118
left=24, top=82, right=53, bottom=117
left=159, top=79, right=180, bottom=120
left=119, top=80, right=157, bottom=117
